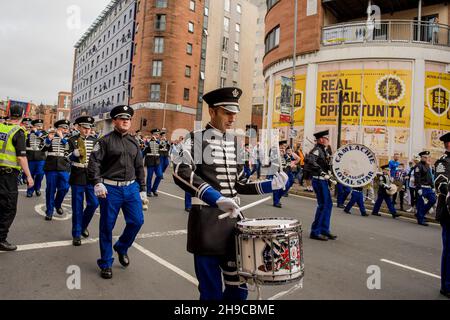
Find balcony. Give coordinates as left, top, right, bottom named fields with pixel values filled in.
left=322, top=20, right=450, bottom=48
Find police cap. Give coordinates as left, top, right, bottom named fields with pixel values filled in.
left=75, top=116, right=95, bottom=129
left=151, top=128, right=161, bottom=134
left=22, top=117, right=33, bottom=124
left=110, top=105, right=134, bottom=119
left=418, top=151, right=430, bottom=157
left=439, top=132, right=450, bottom=143
left=31, top=119, right=44, bottom=126
left=54, top=119, right=71, bottom=129
left=202, top=87, right=242, bottom=113
left=381, top=164, right=389, bottom=170
left=0, top=115, right=10, bottom=121
left=314, top=130, right=329, bottom=140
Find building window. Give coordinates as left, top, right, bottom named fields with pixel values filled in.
left=221, top=57, right=228, bottom=72
left=189, top=0, right=195, bottom=11
left=224, top=0, right=230, bottom=12
left=188, top=21, right=194, bottom=33
left=265, top=26, right=280, bottom=53
left=222, top=37, right=229, bottom=52
left=266, top=0, right=279, bottom=11
left=220, top=77, right=226, bottom=88
left=185, top=65, right=191, bottom=77
left=234, top=42, right=239, bottom=52
left=155, top=14, right=166, bottom=31
left=186, top=43, right=193, bottom=54
left=155, top=0, right=168, bottom=8
left=152, top=60, right=163, bottom=77
left=154, top=37, right=164, bottom=53
left=233, top=61, right=239, bottom=72
left=224, top=17, right=230, bottom=32
left=236, top=23, right=240, bottom=33
left=237, top=4, right=242, bottom=14
left=183, top=88, right=190, bottom=100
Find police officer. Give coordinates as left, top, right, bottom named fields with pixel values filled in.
left=143, top=129, right=163, bottom=197
left=372, top=165, right=400, bottom=218
left=434, top=132, right=450, bottom=298
left=159, top=130, right=170, bottom=174
left=343, top=187, right=368, bottom=216
left=87, top=105, right=146, bottom=280
left=304, top=130, right=338, bottom=241
left=0, top=116, right=10, bottom=124
left=0, top=106, right=34, bottom=251
left=173, top=87, right=288, bottom=300
left=68, top=116, right=99, bottom=246
left=26, top=119, right=46, bottom=198
left=43, top=119, right=71, bottom=220
left=414, top=151, right=437, bottom=226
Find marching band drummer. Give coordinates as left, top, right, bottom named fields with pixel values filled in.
left=43, top=119, right=71, bottom=221
left=159, top=130, right=171, bottom=174
left=173, top=87, right=289, bottom=301
left=143, top=129, right=163, bottom=197
left=343, top=187, right=368, bottom=217
left=26, top=119, right=46, bottom=198
left=304, top=130, right=338, bottom=241
left=415, top=151, right=437, bottom=226
left=371, top=165, right=401, bottom=218
left=434, top=132, right=450, bottom=298
left=87, top=105, right=147, bottom=280
left=68, top=116, right=99, bottom=246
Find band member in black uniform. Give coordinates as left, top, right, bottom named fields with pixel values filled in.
left=304, top=130, right=338, bottom=241
left=143, top=129, right=162, bottom=197
left=159, top=130, right=170, bottom=174
left=43, top=119, right=71, bottom=220
left=68, top=116, right=99, bottom=246
left=372, top=165, right=400, bottom=218
left=173, top=87, right=288, bottom=300
left=26, top=119, right=46, bottom=198
left=88, top=105, right=146, bottom=280
left=434, top=132, right=450, bottom=298
left=414, top=151, right=437, bottom=226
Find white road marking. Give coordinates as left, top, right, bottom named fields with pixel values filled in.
left=0, top=230, right=187, bottom=254
left=133, top=242, right=199, bottom=286
left=35, top=203, right=73, bottom=221
left=380, top=259, right=441, bottom=279
left=268, top=280, right=304, bottom=300
left=158, top=190, right=185, bottom=201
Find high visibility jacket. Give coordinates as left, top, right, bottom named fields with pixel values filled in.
left=0, top=123, right=25, bottom=170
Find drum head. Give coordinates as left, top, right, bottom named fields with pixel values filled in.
left=237, top=217, right=300, bottom=234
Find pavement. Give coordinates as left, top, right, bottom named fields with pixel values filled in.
left=0, top=173, right=447, bottom=300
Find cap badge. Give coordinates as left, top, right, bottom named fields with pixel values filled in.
left=232, top=89, right=239, bottom=98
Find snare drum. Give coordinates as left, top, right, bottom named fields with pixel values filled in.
left=235, top=217, right=304, bottom=286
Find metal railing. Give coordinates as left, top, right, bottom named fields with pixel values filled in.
left=322, top=20, right=450, bottom=48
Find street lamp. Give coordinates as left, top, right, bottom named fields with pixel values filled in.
left=290, top=0, right=298, bottom=149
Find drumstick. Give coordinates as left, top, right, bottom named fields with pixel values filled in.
left=218, top=196, right=272, bottom=220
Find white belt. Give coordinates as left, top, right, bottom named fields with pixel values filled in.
left=102, top=179, right=135, bottom=187
left=47, top=152, right=65, bottom=157
left=192, top=196, right=240, bottom=207
left=421, top=185, right=432, bottom=189
left=312, top=176, right=327, bottom=181
left=72, top=162, right=88, bottom=168
left=26, top=147, right=41, bottom=151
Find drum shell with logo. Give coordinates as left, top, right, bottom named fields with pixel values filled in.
left=235, top=218, right=304, bottom=285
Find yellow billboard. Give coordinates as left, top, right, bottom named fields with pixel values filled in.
left=316, top=69, right=412, bottom=127
left=272, top=74, right=306, bottom=128
left=424, top=71, right=450, bottom=131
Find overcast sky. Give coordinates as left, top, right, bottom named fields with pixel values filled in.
left=0, top=0, right=110, bottom=105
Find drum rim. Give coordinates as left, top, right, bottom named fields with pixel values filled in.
left=237, top=217, right=301, bottom=230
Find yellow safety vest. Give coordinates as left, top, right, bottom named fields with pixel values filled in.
left=0, top=123, right=25, bottom=170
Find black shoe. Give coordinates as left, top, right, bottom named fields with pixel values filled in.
left=45, top=216, right=52, bottom=221
left=56, top=208, right=64, bottom=215
left=372, top=212, right=381, bottom=216
left=343, top=210, right=351, bottom=214
left=184, top=208, right=191, bottom=213
left=0, top=241, right=18, bottom=251
left=274, top=203, right=282, bottom=208
left=440, top=290, right=450, bottom=299
left=310, top=234, right=328, bottom=241
left=392, top=214, right=401, bottom=219
left=72, top=238, right=81, bottom=246
left=283, top=193, right=289, bottom=197
left=81, top=229, right=89, bottom=238
left=152, top=192, right=159, bottom=197
left=113, top=245, right=130, bottom=267
left=35, top=191, right=41, bottom=197
left=361, top=213, right=368, bottom=217
left=418, top=222, right=429, bottom=226
left=337, top=205, right=345, bottom=209
left=147, top=193, right=153, bottom=197
left=323, top=233, right=338, bottom=240
left=26, top=193, right=33, bottom=198
left=100, top=268, right=113, bottom=279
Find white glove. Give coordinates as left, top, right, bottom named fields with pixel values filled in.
left=216, top=197, right=241, bottom=219
left=418, top=189, right=423, bottom=196
left=73, top=149, right=80, bottom=157
left=140, top=192, right=149, bottom=205
left=324, top=174, right=331, bottom=180
left=271, top=172, right=289, bottom=191
left=94, top=183, right=108, bottom=198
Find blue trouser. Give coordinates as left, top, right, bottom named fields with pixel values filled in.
left=344, top=190, right=367, bottom=215
left=45, top=171, right=70, bottom=217
left=250, top=160, right=261, bottom=179
left=416, top=188, right=437, bottom=224
left=337, top=183, right=351, bottom=206
left=442, top=224, right=450, bottom=293
left=97, top=182, right=144, bottom=269
left=147, top=165, right=163, bottom=193
left=273, top=171, right=294, bottom=205
left=185, top=192, right=192, bottom=210
left=71, top=184, right=99, bottom=238
left=244, top=165, right=251, bottom=179
left=372, top=192, right=397, bottom=216
left=194, top=255, right=248, bottom=301
left=311, top=178, right=333, bottom=236
left=160, top=156, right=170, bottom=174
left=27, top=160, right=45, bottom=195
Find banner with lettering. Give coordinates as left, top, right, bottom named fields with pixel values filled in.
left=272, top=74, right=306, bottom=128
left=424, top=71, right=450, bottom=131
